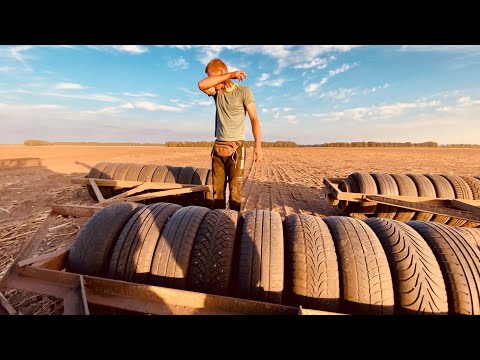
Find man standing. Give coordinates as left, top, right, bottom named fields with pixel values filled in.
left=198, top=58, right=263, bottom=211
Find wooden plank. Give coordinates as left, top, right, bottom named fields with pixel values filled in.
left=0, top=211, right=56, bottom=291
left=450, top=199, right=480, bottom=214
left=52, top=204, right=102, bottom=218
left=88, top=178, right=105, bottom=202
left=18, top=246, right=70, bottom=269
left=0, top=292, right=17, bottom=315
left=99, top=185, right=209, bottom=206
left=72, top=177, right=185, bottom=189
left=63, top=276, right=89, bottom=315
left=366, top=195, right=480, bottom=223
left=102, top=182, right=153, bottom=201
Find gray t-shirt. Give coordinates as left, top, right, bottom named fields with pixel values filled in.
left=212, top=84, right=255, bottom=141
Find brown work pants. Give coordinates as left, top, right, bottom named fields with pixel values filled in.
left=211, top=143, right=246, bottom=211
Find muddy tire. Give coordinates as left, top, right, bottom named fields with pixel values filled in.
left=192, top=168, right=210, bottom=185
left=96, top=162, right=122, bottom=199
left=365, top=218, right=448, bottom=314
left=187, top=209, right=239, bottom=295
left=324, top=216, right=394, bottom=314
left=125, top=163, right=147, bottom=181
left=284, top=213, right=340, bottom=312
left=370, top=172, right=399, bottom=219
left=86, top=162, right=111, bottom=200
left=406, top=173, right=436, bottom=221
left=442, top=174, right=474, bottom=227
left=390, top=173, right=417, bottom=222
left=177, top=166, right=197, bottom=185
left=407, top=221, right=480, bottom=315
left=237, top=210, right=284, bottom=304
left=108, top=203, right=181, bottom=283
left=149, top=206, right=210, bottom=289
left=67, top=202, right=145, bottom=276
left=112, top=163, right=133, bottom=180
left=425, top=174, right=455, bottom=224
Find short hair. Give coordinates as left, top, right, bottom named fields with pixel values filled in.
left=205, top=58, right=228, bottom=74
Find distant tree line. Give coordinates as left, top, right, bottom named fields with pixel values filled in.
left=23, top=139, right=53, bottom=146
left=24, top=140, right=164, bottom=146
left=311, top=141, right=440, bottom=148
left=440, top=144, right=480, bottom=148
left=165, top=141, right=298, bottom=147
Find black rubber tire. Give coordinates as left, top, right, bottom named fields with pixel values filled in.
left=424, top=173, right=455, bottom=224
left=370, top=172, right=399, bottom=219
left=347, top=172, right=378, bottom=218
left=150, top=206, right=210, bottom=289
left=186, top=209, right=239, bottom=295
left=442, top=174, right=474, bottom=227
left=237, top=210, right=284, bottom=304
left=98, top=162, right=122, bottom=199
left=138, top=164, right=159, bottom=182
left=407, top=221, right=480, bottom=315
left=86, top=162, right=111, bottom=199
left=151, top=165, right=169, bottom=183
left=164, top=166, right=183, bottom=183
left=461, top=177, right=480, bottom=200
left=112, top=163, right=133, bottom=180
left=177, top=166, right=197, bottom=184
left=390, top=173, right=417, bottom=222
left=108, top=202, right=181, bottom=283
left=406, top=173, right=436, bottom=221
left=323, top=216, right=394, bottom=314
left=284, top=213, right=340, bottom=312
left=456, top=228, right=480, bottom=252
left=364, top=218, right=448, bottom=314
left=192, top=168, right=210, bottom=185
left=125, top=163, right=147, bottom=181
left=67, top=202, right=145, bottom=277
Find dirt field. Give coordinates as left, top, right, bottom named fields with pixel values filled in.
left=1, top=145, right=480, bottom=314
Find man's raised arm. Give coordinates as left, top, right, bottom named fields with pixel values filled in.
left=198, top=70, right=247, bottom=96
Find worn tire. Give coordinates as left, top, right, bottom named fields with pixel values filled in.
left=324, top=216, right=394, bottom=314
left=390, top=173, right=417, bottom=222
left=370, top=172, right=399, bottom=219
left=164, top=166, right=183, bottom=183
left=365, top=218, right=448, bottom=314
left=151, top=165, right=169, bottom=183
left=109, top=203, right=181, bottom=283
left=406, top=173, right=436, bottom=221
left=125, top=163, right=147, bottom=181
left=192, top=168, right=210, bottom=185
left=149, top=206, right=210, bottom=289
left=138, top=164, right=160, bottom=182
left=86, top=162, right=111, bottom=200
left=67, top=202, right=145, bottom=276
left=461, top=177, right=480, bottom=200
left=187, top=209, right=239, bottom=295
left=237, top=210, right=284, bottom=304
left=347, top=172, right=378, bottom=218
left=442, top=174, right=474, bottom=227
left=456, top=228, right=480, bottom=252
left=425, top=174, right=455, bottom=224
left=97, top=162, right=122, bottom=199
left=284, top=213, right=340, bottom=312
left=407, top=221, right=480, bottom=315
left=112, top=163, right=133, bottom=180
left=177, top=166, right=197, bottom=184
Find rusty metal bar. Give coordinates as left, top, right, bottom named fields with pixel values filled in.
left=52, top=204, right=102, bottom=218
left=88, top=178, right=105, bottom=202
left=366, top=195, right=480, bottom=223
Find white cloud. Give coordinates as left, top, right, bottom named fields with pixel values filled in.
left=110, top=45, right=148, bottom=54
left=14, top=89, right=123, bottom=102
left=258, top=73, right=270, bottom=81
left=362, top=83, right=390, bottom=95
left=54, top=82, right=85, bottom=90
left=256, top=75, right=285, bottom=88
left=458, top=96, right=471, bottom=104
left=0, top=66, right=17, bottom=72
left=123, top=92, right=156, bottom=97
left=130, top=101, right=182, bottom=112
left=0, top=102, right=64, bottom=110
left=305, top=63, right=357, bottom=94
left=283, top=107, right=293, bottom=112
left=168, top=57, right=189, bottom=70
left=293, top=57, right=329, bottom=69
left=400, top=45, right=480, bottom=53
left=285, top=115, right=298, bottom=124
left=5, top=45, right=33, bottom=71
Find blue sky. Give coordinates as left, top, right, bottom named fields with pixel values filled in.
left=1, top=45, right=479, bottom=145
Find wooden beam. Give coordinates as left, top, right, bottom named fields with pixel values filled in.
left=366, top=195, right=480, bottom=223
left=63, top=276, right=89, bottom=315
left=450, top=199, right=480, bottom=214
left=18, top=246, right=70, bottom=269
left=52, top=204, right=102, bottom=218
left=99, top=185, right=209, bottom=206
left=88, top=178, right=105, bottom=202
left=0, top=292, right=17, bottom=315
left=102, top=182, right=153, bottom=201
left=72, top=177, right=186, bottom=189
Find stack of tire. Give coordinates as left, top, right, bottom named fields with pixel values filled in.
left=67, top=202, right=480, bottom=315
left=337, top=172, right=480, bottom=228
left=85, top=162, right=212, bottom=207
